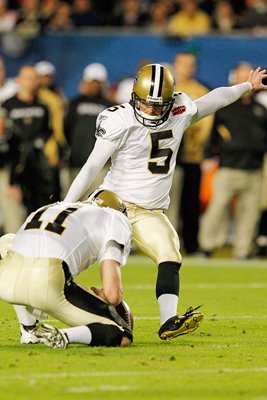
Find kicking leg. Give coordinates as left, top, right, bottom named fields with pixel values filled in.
left=130, top=207, right=204, bottom=339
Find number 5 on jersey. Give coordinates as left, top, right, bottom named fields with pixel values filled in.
left=148, top=130, right=173, bottom=174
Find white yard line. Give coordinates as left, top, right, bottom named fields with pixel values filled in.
left=125, top=283, right=267, bottom=290
left=67, top=385, right=135, bottom=393
left=6, top=313, right=264, bottom=327
left=42, top=314, right=267, bottom=323
left=134, top=315, right=267, bottom=320
left=128, top=255, right=267, bottom=268
left=1, top=368, right=267, bottom=382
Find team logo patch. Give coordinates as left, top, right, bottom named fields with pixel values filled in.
left=172, top=105, right=186, bottom=115
left=95, top=115, right=107, bottom=137
left=95, top=126, right=106, bottom=137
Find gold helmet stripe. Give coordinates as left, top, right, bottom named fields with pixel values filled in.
left=150, top=64, right=164, bottom=99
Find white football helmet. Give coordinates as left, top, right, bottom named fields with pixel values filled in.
left=131, top=63, right=175, bottom=127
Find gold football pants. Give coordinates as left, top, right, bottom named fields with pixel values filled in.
left=0, top=251, right=120, bottom=328
left=124, top=202, right=182, bottom=264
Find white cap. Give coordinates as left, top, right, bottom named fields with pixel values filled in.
left=0, top=233, right=15, bottom=259
left=35, top=61, right=56, bottom=76
left=83, top=63, right=107, bottom=82
left=116, top=78, right=134, bottom=103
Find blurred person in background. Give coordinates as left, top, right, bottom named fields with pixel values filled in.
left=199, top=63, right=267, bottom=259
left=200, top=0, right=247, bottom=17
left=45, top=1, right=73, bottom=31
left=166, top=52, right=213, bottom=254
left=0, top=58, right=23, bottom=234
left=39, top=0, right=59, bottom=25
left=35, top=59, right=65, bottom=97
left=70, top=0, right=105, bottom=28
left=160, top=0, right=179, bottom=16
left=115, top=77, right=134, bottom=104
left=167, top=0, right=211, bottom=36
left=146, top=0, right=171, bottom=33
left=111, top=0, right=148, bottom=27
left=0, top=0, right=17, bottom=33
left=15, top=0, right=46, bottom=38
left=211, top=0, right=243, bottom=33
left=35, top=60, right=67, bottom=201
left=242, top=0, right=267, bottom=35
left=64, top=62, right=113, bottom=197
left=0, top=65, right=55, bottom=215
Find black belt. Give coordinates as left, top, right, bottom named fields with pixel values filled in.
left=62, top=261, right=73, bottom=282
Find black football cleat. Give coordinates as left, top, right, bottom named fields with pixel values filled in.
left=158, top=305, right=204, bottom=341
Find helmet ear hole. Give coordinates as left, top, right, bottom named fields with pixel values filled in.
left=88, top=190, right=127, bottom=215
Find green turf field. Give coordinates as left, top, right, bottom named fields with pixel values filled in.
left=0, top=254, right=267, bottom=400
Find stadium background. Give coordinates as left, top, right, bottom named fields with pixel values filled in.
left=1, top=33, right=267, bottom=99
left=1, top=13, right=267, bottom=398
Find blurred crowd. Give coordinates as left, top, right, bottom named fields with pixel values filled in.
left=0, top=0, right=267, bottom=38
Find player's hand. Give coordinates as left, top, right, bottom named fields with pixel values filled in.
left=247, top=67, right=267, bottom=90
left=91, top=286, right=108, bottom=303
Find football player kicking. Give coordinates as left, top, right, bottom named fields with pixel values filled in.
left=64, top=64, right=267, bottom=340
left=0, top=191, right=133, bottom=349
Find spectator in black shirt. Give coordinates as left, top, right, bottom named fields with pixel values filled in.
left=111, top=0, right=148, bottom=27
left=15, top=0, right=46, bottom=38
left=0, top=65, right=54, bottom=215
left=211, top=0, right=243, bottom=33
left=64, top=62, right=113, bottom=197
left=242, top=0, right=267, bottom=34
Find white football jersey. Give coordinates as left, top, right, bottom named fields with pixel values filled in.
left=11, top=202, right=132, bottom=277
left=96, top=92, right=197, bottom=209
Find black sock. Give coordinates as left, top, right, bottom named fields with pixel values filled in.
left=156, top=261, right=181, bottom=298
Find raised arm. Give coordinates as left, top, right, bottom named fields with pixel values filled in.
left=192, top=67, right=267, bottom=124
left=64, top=137, right=115, bottom=202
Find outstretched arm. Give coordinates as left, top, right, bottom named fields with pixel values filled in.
left=192, top=67, right=267, bottom=124
left=64, top=137, right=115, bottom=202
